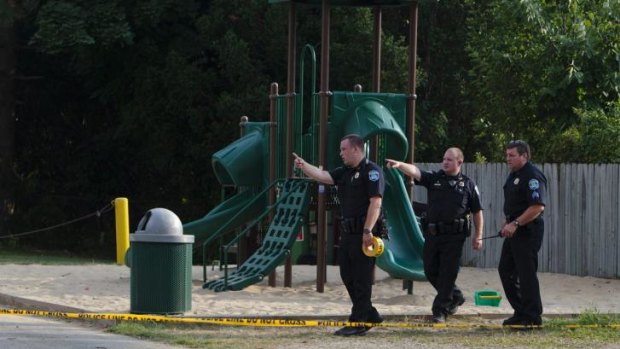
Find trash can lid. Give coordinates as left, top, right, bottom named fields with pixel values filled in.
left=130, top=208, right=194, bottom=243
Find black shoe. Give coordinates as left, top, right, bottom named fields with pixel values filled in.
left=503, top=316, right=542, bottom=328
left=363, top=313, right=384, bottom=332
left=368, top=313, right=384, bottom=324
left=334, top=326, right=348, bottom=336
left=447, top=296, right=465, bottom=315
left=518, top=317, right=542, bottom=327
left=334, top=326, right=368, bottom=336
left=502, top=315, right=524, bottom=326
left=432, top=313, right=446, bottom=324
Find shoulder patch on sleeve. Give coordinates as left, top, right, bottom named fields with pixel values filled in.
left=368, top=170, right=380, bottom=182
left=528, top=179, right=540, bottom=190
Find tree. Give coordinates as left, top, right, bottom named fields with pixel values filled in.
left=547, top=101, right=620, bottom=163
left=0, top=1, right=17, bottom=235
left=465, top=0, right=620, bottom=162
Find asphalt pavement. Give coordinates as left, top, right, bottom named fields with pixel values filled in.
left=0, top=309, right=182, bottom=349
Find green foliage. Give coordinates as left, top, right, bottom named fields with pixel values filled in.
left=0, top=1, right=13, bottom=22
left=548, top=102, right=620, bottom=162
left=473, top=152, right=487, bottom=164
left=465, top=0, right=620, bottom=161
left=30, top=1, right=133, bottom=54
left=7, top=0, right=620, bottom=254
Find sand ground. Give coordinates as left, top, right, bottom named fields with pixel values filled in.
left=1, top=264, right=618, bottom=319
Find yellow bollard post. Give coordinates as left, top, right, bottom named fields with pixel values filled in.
left=114, top=198, right=130, bottom=265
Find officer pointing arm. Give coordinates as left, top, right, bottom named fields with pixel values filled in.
left=293, top=152, right=334, bottom=185
left=386, top=158, right=484, bottom=250
left=293, top=152, right=375, bottom=249
left=293, top=135, right=385, bottom=336
left=386, top=149, right=484, bottom=324
left=385, top=159, right=422, bottom=181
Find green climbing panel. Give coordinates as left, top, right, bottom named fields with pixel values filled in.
left=204, top=179, right=312, bottom=292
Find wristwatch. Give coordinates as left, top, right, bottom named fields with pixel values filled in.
left=512, top=219, right=520, bottom=228
left=363, top=228, right=372, bottom=235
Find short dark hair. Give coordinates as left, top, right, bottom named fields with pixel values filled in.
left=507, top=140, right=531, bottom=160
left=341, top=134, right=364, bottom=150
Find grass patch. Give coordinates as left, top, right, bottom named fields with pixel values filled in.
left=107, top=312, right=620, bottom=349
left=0, top=248, right=113, bottom=265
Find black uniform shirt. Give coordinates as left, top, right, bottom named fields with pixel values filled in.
left=416, top=170, right=482, bottom=223
left=503, top=161, right=547, bottom=219
left=329, top=158, right=384, bottom=219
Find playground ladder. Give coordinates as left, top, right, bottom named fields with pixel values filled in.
left=203, top=178, right=312, bottom=292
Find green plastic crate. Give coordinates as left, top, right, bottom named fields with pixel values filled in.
left=474, top=290, right=502, bottom=307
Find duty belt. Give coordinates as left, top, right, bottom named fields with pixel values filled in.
left=340, top=215, right=389, bottom=239
left=340, top=217, right=363, bottom=235
left=422, top=218, right=468, bottom=236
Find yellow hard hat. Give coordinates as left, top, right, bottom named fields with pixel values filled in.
left=362, top=236, right=384, bottom=257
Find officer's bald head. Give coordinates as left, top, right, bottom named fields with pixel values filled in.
left=442, top=147, right=464, bottom=175
left=446, top=147, right=464, bottom=162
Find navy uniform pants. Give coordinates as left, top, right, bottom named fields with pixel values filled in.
left=423, top=235, right=465, bottom=315
left=498, top=220, right=544, bottom=321
left=339, top=232, right=380, bottom=322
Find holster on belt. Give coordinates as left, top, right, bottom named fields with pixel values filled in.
left=340, top=216, right=364, bottom=234
left=341, top=213, right=389, bottom=239
left=423, top=216, right=470, bottom=236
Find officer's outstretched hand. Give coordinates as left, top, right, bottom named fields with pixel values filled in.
left=292, top=152, right=304, bottom=169
left=385, top=159, right=400, bottom=169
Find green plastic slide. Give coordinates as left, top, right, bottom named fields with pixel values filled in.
left=376, top=167, right=427, bottom=281
left=183, top=127, right=269, bottom=243
left=182, top=189, right=266, bottom=243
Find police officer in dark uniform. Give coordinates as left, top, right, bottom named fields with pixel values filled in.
left=499, top=140, right=546, bottom=327
left=293, top=134, right=384, bottom=336
left=387, top=147, right=484, bottom=323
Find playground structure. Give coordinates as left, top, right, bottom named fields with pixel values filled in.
left=183, top=0, right=426, bottom=292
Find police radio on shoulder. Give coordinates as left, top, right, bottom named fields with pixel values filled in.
left=363, top=228, right=372, bottom=235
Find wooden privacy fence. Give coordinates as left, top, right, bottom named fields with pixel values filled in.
left=412, top=163, right=620, bottom=279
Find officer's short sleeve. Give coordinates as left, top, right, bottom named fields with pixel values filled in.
left=526, top=173, right=546, bottom=206
left=328, top=167, right=344, bottom=184
left=366, top=164, right=384, bottom=198
left=415, top=170, right=435, bottom=188
left=469, top=181, right=483, bottom=213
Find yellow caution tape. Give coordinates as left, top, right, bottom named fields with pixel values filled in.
left=362, top=236, right=384, bottom=257
left=1, top=308, right=619, bottom=330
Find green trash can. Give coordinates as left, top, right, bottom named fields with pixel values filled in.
left=129, top=208, right=194, bottom=315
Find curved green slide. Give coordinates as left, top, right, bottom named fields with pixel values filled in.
left=183, top=128, right=267, bottom=241
left=182, top=189, right=265, bottom=241
left=376, top=168, right=426, bottom=281
left=335, top=94, right=426, bottom=280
